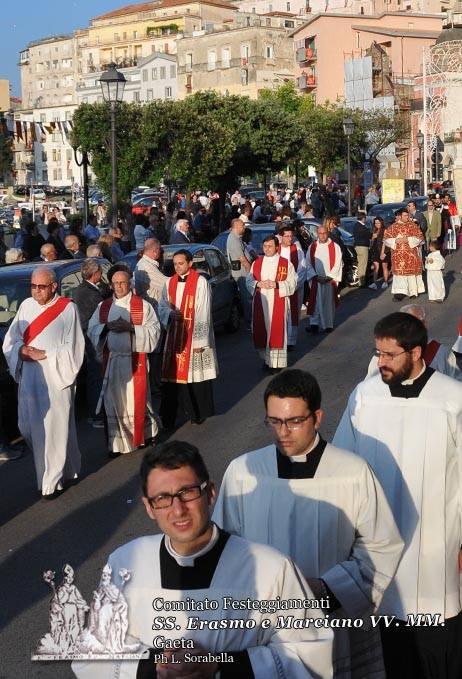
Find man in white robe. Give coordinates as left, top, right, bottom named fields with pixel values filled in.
left=135, top=238, right=169, bottom=397
left=277, top=224, right=306, bottom=348
left=73, top=441, right=333, bottom=679
left=366, top=304, right=461, bottom=381
left=214, top=369, right=402, bottom=678
left=246, top=234, right=297, bottom=371
left=383, top=210, right=425, bottom=300
left=159, top=249, right=217, bottom=428
left=3, top=266, right=84, bottom=498
left=305, top=225, right=343, bottom=333
left=88, top=269, right=161, bottom=456
left=333, top=311, right=462, bottom=679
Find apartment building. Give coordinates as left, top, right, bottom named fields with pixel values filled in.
left=177, top=11, right=300, bottom=97
left=19, top=35, right=78, bottom=110
left=76, top=0, right=237, bottom=77
left=292, top=12, right=441, bottom=103
left=13, top=104, right=79, bottom=187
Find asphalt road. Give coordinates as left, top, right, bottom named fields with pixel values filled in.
left=2, top=251, right=462, bottom=679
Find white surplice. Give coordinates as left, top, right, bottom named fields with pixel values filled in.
left=3, top=295, right=84, bottom=495
left=366, top=343, right=461, bottom=381
left=213, top=443, right=402, bottom=678
left=87, top=292, right=160, bottom=454
left=246, top=255, right=297, bottom=368
left=384, top=235, right=425, bottom=297
left=73, top=532, right=333, bottom=679
left=425, top=250, right=445, bottom=301
left=279, top=244, right=306, bottom=346
left=333, top=371, right=462, bottom=620
left=305, top=240, right=343, bottom=330
left=159, top=274, right=218, bottom=383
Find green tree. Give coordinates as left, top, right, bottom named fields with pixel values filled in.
left=0, top=124, right=14, bottom=184
left=72, top=102, right=145, bottom=208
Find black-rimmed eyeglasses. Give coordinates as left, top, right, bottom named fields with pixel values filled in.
left=147, top=480, right=208, bottom=509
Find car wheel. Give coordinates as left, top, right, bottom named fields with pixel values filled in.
left=224, top=300, right=240, bottom=333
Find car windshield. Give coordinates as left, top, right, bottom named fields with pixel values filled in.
left=0, top=279, right=30, bottom=326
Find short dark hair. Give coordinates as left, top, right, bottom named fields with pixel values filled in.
left=107, top=262, right=131, bottom=283
left=173, top=248, right=192, bottom=262
left=374, top=312, right=427, bottom=352
left=278, top=225, right=294, bottom=235
left=429, top=239, right=441, bottom=250
left=264, top=369, right=322, bottom=412
left=262, top=234, right=278, bottom=247
left=140, top=441, right=209, bottom=497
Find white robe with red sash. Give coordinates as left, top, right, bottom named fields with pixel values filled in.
left=306, top=240, right=343, bottom=330
left=3, top=294, right=84, bottom=495
left=367, top=339, right=462, bottom=381
left=160, top=271, right=217, bottom=384
left=246, top=254, right=297, bottom=368
left=278, top=243, right=306, bottom=346
left=88, top=292, right=160, bottom=454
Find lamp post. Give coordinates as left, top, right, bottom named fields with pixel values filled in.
left=99, top=63, right=126, bottom=229
left=72, top=146, right=91, bottom=227
left=416, top=130, right=424, bottom=196
left=343, top=117, right=354, bottom=216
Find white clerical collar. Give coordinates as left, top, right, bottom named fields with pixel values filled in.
left=165, top=523, right=219, bottom=567
left=288, top=433, right=320, bottom=463
left=39, top=293, right=59, bottom=309
left=265, top=254, right=279, bottom=261
left=401, top=361, right=426, bottom=385
left=113, top=291, right=131, bottom=305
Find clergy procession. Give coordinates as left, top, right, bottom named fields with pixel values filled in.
left=3, top=210, right=462, bottom=679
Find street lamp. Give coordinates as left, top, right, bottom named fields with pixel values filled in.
left=99, top=63, right=126, bottom=229
left=72, top=146, right=91, bottom=227
left=416, top=130, right=424, bottom=196
left=343, top=117, right=354, bottom=216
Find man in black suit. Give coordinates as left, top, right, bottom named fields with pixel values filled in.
left=169, top=218, right=191, bottom=245
left=64, top=235, right=85, bottom=259
left=73, top=258, right=110, bottom=427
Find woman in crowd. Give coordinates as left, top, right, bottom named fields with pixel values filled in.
left=369, top=216, right=390, bottom=290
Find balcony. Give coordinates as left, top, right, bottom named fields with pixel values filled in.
left=296, top=46, right=316, bottom=64
left=297, top=73, right=316, bottom=90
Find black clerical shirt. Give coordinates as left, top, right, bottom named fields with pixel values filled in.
left=388, top=366, right=434, bottom=399
left=276, top=437, right=327, bottom=479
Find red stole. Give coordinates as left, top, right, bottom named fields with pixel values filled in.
left=162, top=269, right=200, bottom=384
left=306, top=241, right=338, bottom=316
left=278, top=244, right=299, bottom=327
left=23, top=296, right=72, bottom=346
left=99, top=294, right=146, bottom=448
left=252, top=256, right=288, bottom=350
left=423, top=339, right=440, bottom=366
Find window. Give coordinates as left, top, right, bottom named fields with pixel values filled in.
left=286, top=1, right=291, bottom=9
left=207, top=50, right=216, bottom=70
left=241, top=68, right=248, bottom=85
left=66, top=149, right=72, bottom=161
left=123, top=32, right=127, bottom=39
left=52, top=149, right=57, bottom=162
left=241, top=43, right=250, bottom=61
left=152, top=67, right=158, bottom=79
left=186, top=53, right=193, bottom=71
left=40, top=113, right=47, bottom=123
left=170, top=64, right=176, bottom=77
left=160, top=66, right=166, bottom=79
left=222, top=47, right=230, bottom=68
left=65, top=110, right=73, bottom=121
left=133, top=30, right=138, bottom=38
left=38, top=80, right=44, bottom=90
left=52, top=60, right=58, bottom=69
left=205, top=248, right=226, bottom=275
left=355, top=32, right=360, bottom=48
left=147, top=89, right=153, bottom=100
left=266, top=45, right=274, bottom=59
left=42, top=151, right=47, bottom=162
left=114, top=33, right=119, bottom=41
left=134, top=91, right=140, bottom=102
left=143, top=69, right=148, bottom=81
left=67, top=167, right=73, bottom=180
left=60, top=273, right=80, bottom=298
left=165, top=86, right=172, bottom=99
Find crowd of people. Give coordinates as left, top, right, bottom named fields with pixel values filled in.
left=2, top=179, right=462, bottom=679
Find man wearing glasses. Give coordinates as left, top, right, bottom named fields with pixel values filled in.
left=334, top=312, right=462, bottom=679
left=73, top=441, right=333, bottom=679
left=3, top=266, right=84, bottom=498
left=214, top=369, right=402, bottom=677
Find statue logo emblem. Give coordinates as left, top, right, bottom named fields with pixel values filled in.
left=32, top=563, right=146, bottom=661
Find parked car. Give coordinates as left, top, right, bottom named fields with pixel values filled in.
left=212, top=221, right=359, bottom=288
left=131, top=194, right=163, bottom=216
left=119, top=244, right=241, bottom=333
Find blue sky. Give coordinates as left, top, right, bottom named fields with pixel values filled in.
left=0, top=0, right=125, bottom=97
